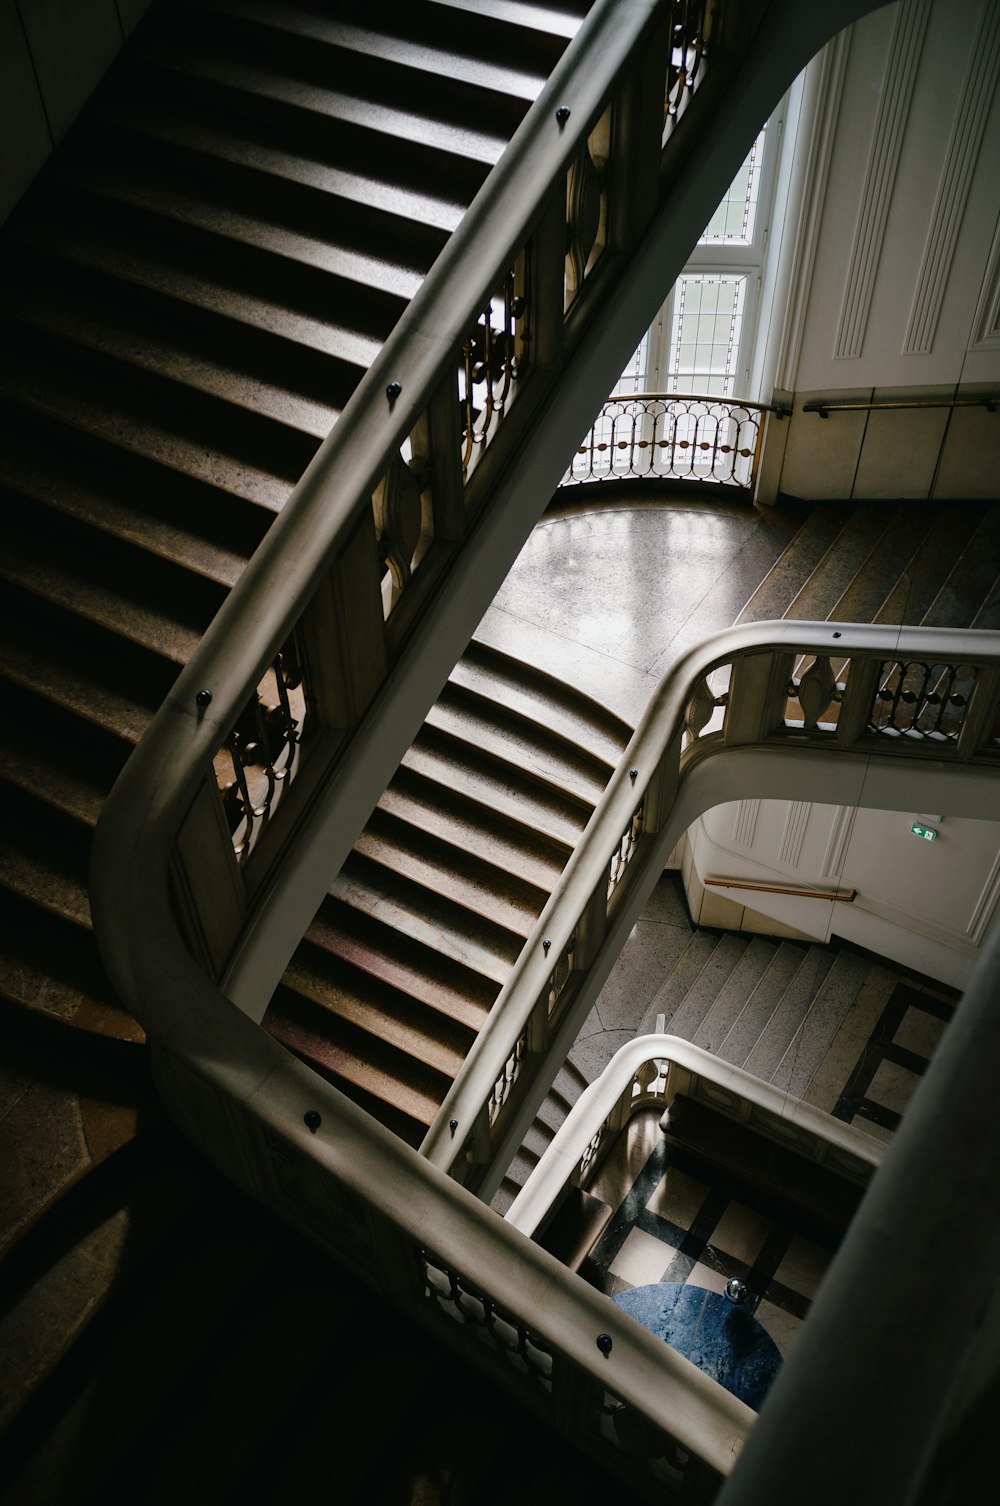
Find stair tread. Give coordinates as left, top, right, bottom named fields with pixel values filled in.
left=355, top=812, right=547, bottom=935
left=265, top=992, right=447, bottom=1127
left=826, top=505, right=939, bottom=624
left=0, top=339, right=302, bottom=512
left=735, top=507, right=846, bottom=624
left=303, top=901, right=496, bottom=1031
left=784, top=506, right=887, bottom=621
left=61, top=155, right=425, bottom=308
left=873, top=506, right=986, bottom=625
left=275, top=961, right=473, bottom=1079
left=428, top=692, right=612, bottom=807
left=402, top=734, right=587, bottom=850
left=0, top=429, right=252, bottom=589
left=378, top=774, right=566, bottom=893
left=97, top=103, right=467, bottom=234
left=711, top=942, right=806, bottom=1064
left=739, top=947, right=837, bottom=1079
left=689, top=938, right=777, bottom=1053
left=331, top=857, right=523, bottom=988
left=198, top=0, right=548, bottom=104
left=0, top=732, right=109, bottom=829
left=666, top=934, right=750, bottom=1042
left=0, top=532, right=203, bottom=665
left=0, top=617, right=157, bottom=745
left=769, top=951, right=873, bottom=1098
left=14, top=219, right=380, bottom=375
left=647, top=931, right=724, bottom=1028
left=0, top=834, right=92, bottom=930
left=450, top=646, right=632, bottom=767
left=3, top=276, right=339, bottom=444
left=145, top=46, right=510, bottom=168
left=921, top=504, right=1000, bottom=629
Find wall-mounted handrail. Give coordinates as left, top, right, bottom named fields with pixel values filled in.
left=703, top=876, right=856, bottom=901
left=803, top=394, right=998, bottom=417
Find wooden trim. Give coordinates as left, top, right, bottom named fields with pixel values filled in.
left=704, top=875, right=856, bottom=902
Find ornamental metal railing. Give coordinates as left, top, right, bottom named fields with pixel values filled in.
left=566, top=390, right=786, bottom=489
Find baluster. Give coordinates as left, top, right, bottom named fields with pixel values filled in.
left=837, top=657, right=881, bottom=748
left=725, top=651, right=794, bottom=744
left=797, top=655, right=836, bottom=731
left=684, top=674, right=718, bottom=739
left=958, top=665, right=1000, bottom=758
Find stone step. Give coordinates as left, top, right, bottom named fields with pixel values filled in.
left=196, top=0, right=548, bottom=111
left=378, top=767, right=567, bottom=895
left=873, top=505, right=986, bottom=626
left=455, top=640, right=633, bottom=768
left=827, top=504, right=939, bottom=625
left=739, top=945, right=839, bottom=1081
left=716, top=942, right=818, bottom=1069
left=264, top=987, right=450, bottom=1145
left=278, top=948, right=476, bottom=1081
left=665, top=934, right=751, bottom=1042
left=735, top=506, right=845, bottom=624
left=354, top=808, right=547, bottom=937
left=769, top=951, right=874, bottom=1099
left=303, top=898, right=496, bottom=1035
left=402, top=727, right=589, bottom=851
left=645, top=930, right=728, bottom=1029
left=426, top=690, right=611, bottom=809
left=922, top=503, right=1000, bottom=629
left=784, top=505, right=888, bottom=621
left=332, top=851, right=524, bottom=988
left=690, top=938, right=781, bottom=1054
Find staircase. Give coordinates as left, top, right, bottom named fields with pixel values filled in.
left=263, top=641, right=633, bottom=1146
left=490, top=498, right=1000, bottom=1211
left=0, top=0, right=584, bottom=1048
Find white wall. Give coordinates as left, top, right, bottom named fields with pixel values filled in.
left=687, top=798, right=1000, bottom=989
left=756, top=0, right=1000, bottom=502
left=0, top=0, right=153, bottom=225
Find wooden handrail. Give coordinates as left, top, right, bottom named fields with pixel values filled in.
left=703, top=876, right=856, bottom=901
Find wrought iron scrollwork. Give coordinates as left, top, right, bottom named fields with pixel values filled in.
left=219, top=640, right=308, bottom=862
left=460, top=265, right=526, bottom=477
left=868, top=660, right=976, bottom=740
left=568, top=394, right=765, bottom=489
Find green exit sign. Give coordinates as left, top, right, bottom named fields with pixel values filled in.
left=911, top=823, right=938, bottom=842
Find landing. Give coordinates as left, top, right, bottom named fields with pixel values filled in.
left=474, top=494, right=796, bottom=724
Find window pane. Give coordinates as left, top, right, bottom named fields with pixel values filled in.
left=666, top=275, right=746, bottom=396
left=700, top=128, right=766, bottom=246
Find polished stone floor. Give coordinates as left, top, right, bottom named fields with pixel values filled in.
left=474, top=493, right=793, bottom=724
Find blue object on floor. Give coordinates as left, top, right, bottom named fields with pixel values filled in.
left=612, top=1282, right=782, bottom=1411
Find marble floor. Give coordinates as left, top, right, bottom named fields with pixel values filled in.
left=587, top=1109, right=837, bottom=1367
left=474, top=493, right=794, bottom=725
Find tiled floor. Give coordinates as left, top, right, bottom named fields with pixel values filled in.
left=587, top=1111, right=841, bottom=1369
left=578, top=951, right=956, bottom=1375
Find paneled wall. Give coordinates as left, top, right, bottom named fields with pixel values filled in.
left=0, top=0, right=152, bottom=225
left=757, top=0, right=1000, bottom=502
left=685, top=801, right=1000, bottom=989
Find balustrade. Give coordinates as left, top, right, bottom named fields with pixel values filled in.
left=568, top=392, right=778, bottom=490
left=423, top=626, right=1000, bottom=1195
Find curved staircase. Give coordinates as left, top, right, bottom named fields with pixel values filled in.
left=264, top=640, right=632, bottom=1146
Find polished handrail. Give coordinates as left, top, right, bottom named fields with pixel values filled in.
left=702, top=876, right=856, bottom=901
left=803, top=394, right=999, bottom=417
left=505, top=1034, right=882, bottom=1240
